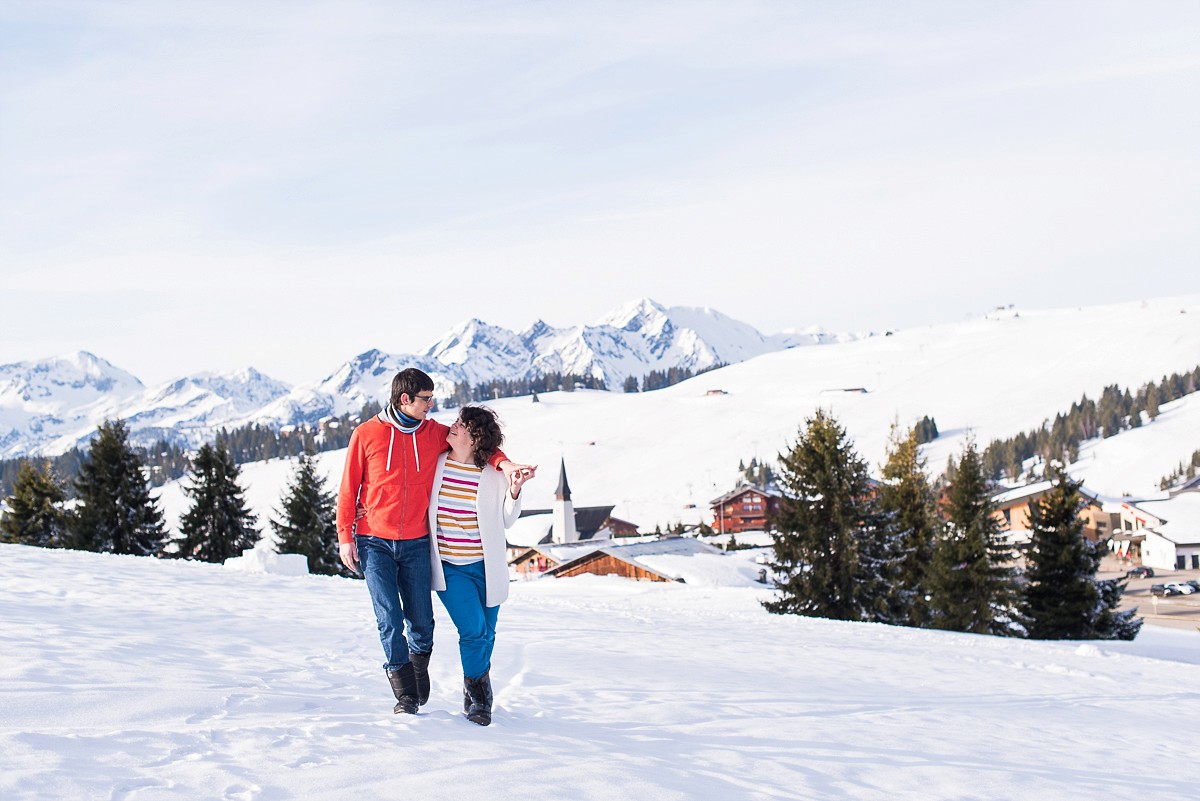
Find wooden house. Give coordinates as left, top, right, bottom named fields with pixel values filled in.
left=709, top=485, right=781, bottom=534
left=989, top=480, right=1114, bottom=544
left=544, top=537, right=724, bottom=583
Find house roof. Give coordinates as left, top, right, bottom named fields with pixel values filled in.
left=505, top=513, right=554, bottom=548
left=545, top=537, right=725, bottom=582
left=1135, top=491, right=1200, bottom=545
left=990, top=479, right=1099, bottom=508
left=510, top=539, right=609, bottom=565
left=709, top=484, right=781, bottom=506
left=517, top=505, right=616, bottom=540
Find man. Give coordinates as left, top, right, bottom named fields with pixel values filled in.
left=337, top=368, right=535, bottom=714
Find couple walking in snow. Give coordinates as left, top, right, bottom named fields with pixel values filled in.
left=336, top=368, right=536, bottom=725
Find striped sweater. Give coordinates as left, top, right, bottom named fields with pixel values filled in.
left=435, top=459, right=484, bottom=564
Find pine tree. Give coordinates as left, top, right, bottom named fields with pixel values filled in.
left=1021, top=465, right=1100, bottom=639
left=272, top=451, right=340, bottom=575
left=72, top=420, right=167, bottom=555
left=763, top=409, right=903, bottom=622
left=927, top=442, right=1022, bottom=636
left=176, top=443, right=259, bottom=563
left=1092, top=576, right=1143, bottom=640
left=0, top=460, right=68, bottom=548
left=1145, top=385, right=1160, bottom=420
left=879, top=423, right=939, bottom=627
left=1023, top=465, right=1141, bottom=640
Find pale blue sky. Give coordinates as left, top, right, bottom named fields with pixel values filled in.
left=2, top=1, right=1198, bottom=384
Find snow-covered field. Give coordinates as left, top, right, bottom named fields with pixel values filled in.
left=1, top=543, right=1197, bottom=801
left=155, top=295, right=1200, bottom=534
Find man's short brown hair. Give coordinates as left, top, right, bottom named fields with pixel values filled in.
left=390, top=368, right=435, bottom=407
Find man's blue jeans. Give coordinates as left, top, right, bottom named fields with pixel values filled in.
left=436, top=560, right=499, bottom=681
left=356, top=535, right=435, bottom=671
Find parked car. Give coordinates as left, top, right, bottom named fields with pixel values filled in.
left=1186, top=580, right=1200, bottom=593
left=1151, top=583, right=1168, bottom=597
left=1164, top=582, right=1197, bottom=595
left=1126, top=566, right=1155, bottom=578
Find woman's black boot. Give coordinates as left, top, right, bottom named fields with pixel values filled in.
left=463, top=671, right=493, bottom=726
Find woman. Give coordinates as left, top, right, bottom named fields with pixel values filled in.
left=427, top=405, right=531, bottom=726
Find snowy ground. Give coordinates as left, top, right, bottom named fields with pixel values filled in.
left=2, top=543, right=1198, bottom=801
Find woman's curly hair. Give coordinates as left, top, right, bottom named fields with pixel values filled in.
left=457, top=405, right=504, bottom=468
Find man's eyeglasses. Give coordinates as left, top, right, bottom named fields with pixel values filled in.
left=410, top=394, right=436, bottom=405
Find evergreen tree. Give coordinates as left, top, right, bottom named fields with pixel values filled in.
left=914, top=415, right=939, bottom=445
left=0, top=461, right=68, bottom=548
left=72, top=420, right=167, bottom=555
left=271, top=451, right=340, bottom=575
left=1021, top=465, right=1100, bottom=639
left=763, top=409, right=903, bottom=622
left=879, top=423, right=939, bottom=627
left=1145, top=385, right=1160, bottom=420
left=1092, top=576, right=1143, bottom=640
left=176, top=443, right=259, bottom=563
left=1022, top=466, right=1141, bottom=640
left=927, top=442, right=1022, bottom=636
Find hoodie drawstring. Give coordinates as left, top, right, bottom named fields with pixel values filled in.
left=412, top=434, right=420, bottom=473
left=386, top=428, right=395, bottom=472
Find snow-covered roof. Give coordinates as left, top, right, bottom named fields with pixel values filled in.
left=1136, top=491, right=1200, bottom=545
left=709, top=484, right=781, bottom=506
left=990, top=480, right=1099, bottom=507
left=506, top=513, right=554, bottom=548
left=547, top=537, right=728, bottom=583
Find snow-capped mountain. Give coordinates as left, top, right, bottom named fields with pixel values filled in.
left=0, top=359, right=291, bottom=457
left=1, top=299, right=837, bottom=457
left=251, top=298, right=850, bottom=428
left=0, top=352, right=145, bottom=456
left=114, top=368, right=292, bottom=448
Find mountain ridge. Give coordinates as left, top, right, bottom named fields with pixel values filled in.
left=0, top=298, right=850, bottom=457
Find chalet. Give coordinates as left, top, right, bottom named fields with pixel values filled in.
left=544, top=537, right=724, bottom=583
left=989, top=480, right=1114, bottom=545
left=510, top=539, right=612, bottom=577
left=709, top=485, right=781, bottom=534
left=1123, top=493, right=1200, bottom=571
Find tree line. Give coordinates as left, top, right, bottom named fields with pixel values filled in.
left=765, top=409, right=1141, bottom=641
left=978, top=365, right=1200, bottom=483
left=0, top=403, right=380, bottom=498
left=1160, top=448, right=1200, bottom=490
left=444, top=372, right=608, bottom=407
left=1, top=419, right=346, bottom=577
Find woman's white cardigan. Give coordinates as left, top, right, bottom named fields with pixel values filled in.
left=427, top=452, right=522, bottom=607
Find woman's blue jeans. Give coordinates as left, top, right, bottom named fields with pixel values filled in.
left=436, top=560, right=499, bottom=681
left=356, top=535, right=435, bottom=671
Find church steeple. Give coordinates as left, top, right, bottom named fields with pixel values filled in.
left=555, top=458, right=572, bottom=501
left=552, top=458, right=578, bottom=543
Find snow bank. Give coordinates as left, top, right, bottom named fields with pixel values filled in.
left=222, top=541, right=309, bottom=576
